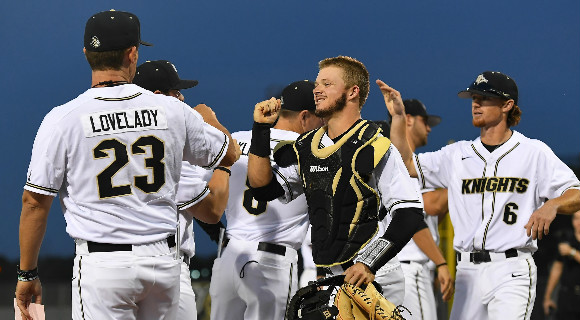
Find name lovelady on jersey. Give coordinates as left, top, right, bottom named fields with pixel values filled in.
left=25, top=84, right=228, bottom=244
left=415, top=131, right=580, bottom=252
left=224, top=128, right=309, bottom=250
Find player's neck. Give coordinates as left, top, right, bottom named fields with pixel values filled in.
left=91, top=69, right=132, bottom=88
left=325, top=106, right=361, bottom=140
left=480, top=123, right=512, bottom=146
left=274, top=117, right=301, bottom=134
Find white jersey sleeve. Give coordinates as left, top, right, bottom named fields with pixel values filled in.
left=535, top=140, right=580, bottom=198
left=175, top=162, right=210, bottom=211
left=182, top=107, right=229, bottom=170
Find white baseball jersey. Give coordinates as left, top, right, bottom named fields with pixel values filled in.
left=224, top=128, right=310, bottom=249
left=24, top=84, right=229, bottom=244
left=210, top=128, right=308, bottom=320
left=414, top=130, right=580, bottom=253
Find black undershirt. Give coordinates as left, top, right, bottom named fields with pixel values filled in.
left=330, top=119, right=363, bottom=143
left=481, top=131, right=513, bottom=153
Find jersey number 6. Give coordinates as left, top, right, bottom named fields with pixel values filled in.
left=93, top=136, right=165, bottom=199
left=503, top=202, right=519, bottom=225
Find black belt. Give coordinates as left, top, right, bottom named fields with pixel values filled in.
left=400, top=260, right=411, bottom=264
left=221, top=237, right=287, bottom=256
left=87, top=235, right=175, bottom=253
left=258, top=242, right=287, bottom=256
left=456, top=248, right=518, bottom=263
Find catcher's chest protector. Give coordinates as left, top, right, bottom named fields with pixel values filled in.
left=294, top=120, right=391, bottom=266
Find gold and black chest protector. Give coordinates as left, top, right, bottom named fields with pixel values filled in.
left=293, top=120, right=391, bottom=267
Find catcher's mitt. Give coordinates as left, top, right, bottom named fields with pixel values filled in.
left=334, top=282, right=409, bottom=320
left=285, top=275, right=345, bottom=320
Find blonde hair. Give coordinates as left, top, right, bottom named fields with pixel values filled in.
left=319, top=56, right=370, bottom=108
left=507, top=104, right=521, bottom=127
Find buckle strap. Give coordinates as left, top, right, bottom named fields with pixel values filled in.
left=456, top=248, right=519, bottom=263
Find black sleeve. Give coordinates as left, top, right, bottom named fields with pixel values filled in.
left=249, top=176, right=285, bottom=201
left=357, top=207, right=423, bottom=273
left=414, top=218, right=428, bottom=234
left=194, top=218, right=225, bottom=244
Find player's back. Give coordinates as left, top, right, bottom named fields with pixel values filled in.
left=224, top=129, right=309, bottom=250
left=26, top=84, right=224, bottom=244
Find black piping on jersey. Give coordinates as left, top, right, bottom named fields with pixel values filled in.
left=414, top=269, right=425, bottom=320
left=523, top=258, right=533, bottom=319
left=94, top=92, right=142, bottom=101
left=202, top=134, right=228, bottom=169
left=78, top=256, right=86, bottom=320
left=284, top=262, right=295, bottom=318
left=273, top=167, right=294, bottom=201
left=415, top=155, right=426, bottom=189
left=25, top=182, right=58, bottom=194
left=177, top=185, right=210, bottom=211
left=384, top=199, right=421, bottom=216
left=471, top=144, right=488, bottom=225
left=481, top=143, right=520, bottom=249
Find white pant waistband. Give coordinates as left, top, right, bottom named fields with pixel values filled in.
left=456, top=249, right=532, bottom=265
left=75, top=238, right=176, bottom=257
left=224, top=238, right=298, bottom=260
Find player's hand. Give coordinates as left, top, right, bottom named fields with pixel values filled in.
left=194, top=103, right=218, bottom=121
left=543, top=297, right=557, bottom=315
left=344, top=262, right=375, bottom=288
left=436, top=265, right=455, bottom=301
left=253, top=97, right=280, bottom=124
left=524, top=201, right=557, bottom=240
left=232, top=139, right=242, bottom=162
left=558, top=242, right=572, bottom=256
left=376, top=80, right=405, bottom=117
left=15, top=278, right=42, bottom=320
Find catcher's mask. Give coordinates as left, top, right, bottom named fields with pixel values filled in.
left=285, top=275, right=345, bottom=320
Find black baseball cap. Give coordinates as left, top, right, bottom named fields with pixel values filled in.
left=458, top=71, right=518, bottom=104
left=84, top=10, right=152, bottom=52
left=280, top=80, right=316, bottom=112
left=403, top=99, right=441, bottom=127
left=133, top=60, right=198, bottom=92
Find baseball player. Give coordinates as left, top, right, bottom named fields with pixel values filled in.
left=15, top=10, right=238, bottom=320
left=247, top=56, right=425, bottom=305
left=133, top=60, right=241, bottom=320
left=384, top=71, right=580, bottom=319
left=208, top=80, right=324, bottom=320
left=394, top=99, right=453, bottom=320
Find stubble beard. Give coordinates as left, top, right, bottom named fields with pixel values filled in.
left=315, top=93, right=347, bottom=118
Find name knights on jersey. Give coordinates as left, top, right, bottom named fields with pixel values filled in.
left=461, top=177, right=529, bottom=194
left=82, top=107, right=168, bottom=137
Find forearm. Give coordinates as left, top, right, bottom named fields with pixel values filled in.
left=247, top=121, right=274, bottom=188
left=423, top=189, right=448, bottom=217
left=413, top=227, right=446, bottom=265
left=389, top=115, right=416, bottom=177
left=19, top=191, right=52, bottom=270
left=544, top=262, right=563, bottom=300
left=187, top=169, right=230, bottom=223
left=551, top=189, right=580, bottom=214
left=194, top=104, right=237, bottom=166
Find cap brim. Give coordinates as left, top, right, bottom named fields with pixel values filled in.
left=457, top=89, right=502, bottom=100
left=427, top=115, right=441, bottom=127
left=173, top=79, right=199, bottom=90
left=139, top=40, right=153, bottom=47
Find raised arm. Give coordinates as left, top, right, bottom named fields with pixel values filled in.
left=247, top=98, right=280, bottom=188
left=375, top=80, right=416, bottom=177
left=194, top=104, right=239, bottom=167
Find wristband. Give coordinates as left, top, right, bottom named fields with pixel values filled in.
left=356, top=238, right=394, bottom=274
left=249, top=122, right=271, bottom=157
left=214, top=166, right=231, bottom=176
left=17, top=266, right=39, bottom=282
left=571, top=248, right=577, bottom=258
left=436, top=262, right=447, bottom=269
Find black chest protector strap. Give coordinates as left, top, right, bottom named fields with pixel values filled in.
left=294, top=120, right=391, bottom=267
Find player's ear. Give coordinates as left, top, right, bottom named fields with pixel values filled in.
left=348, top=85, right=360, bottom=100
left=502, top=99, right=515, bottom=113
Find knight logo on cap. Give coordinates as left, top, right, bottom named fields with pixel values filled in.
left=475, top=74, right=488, bottom=85
left=90, top=36, right=100, bottom=49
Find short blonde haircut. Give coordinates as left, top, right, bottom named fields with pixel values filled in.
left=319, top=56, right=370, bottom=108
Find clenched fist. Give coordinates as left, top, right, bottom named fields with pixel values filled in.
left=254, top=97, right=281, bottom=124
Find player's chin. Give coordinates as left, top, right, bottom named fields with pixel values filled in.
left=472, top=118, right=486, bottom=128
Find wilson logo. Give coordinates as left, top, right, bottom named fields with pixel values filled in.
left=310, top=165, right=329, bottom=172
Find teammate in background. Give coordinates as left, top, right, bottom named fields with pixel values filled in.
left=385, top=71, right=580, bottom=319
left=247, top=56, right=424, bottom=305
left=133, top=60, right=241, bottom=320
left=393, top=99, right=453, bottom=320
left=209, top=80, right=324, bottom=320
left=15, top=10, right=237, bottom=320
left=543, top=210, right=580, bottom=319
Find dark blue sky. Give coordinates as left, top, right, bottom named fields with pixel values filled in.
left=1, top=1, right=578, bottom=259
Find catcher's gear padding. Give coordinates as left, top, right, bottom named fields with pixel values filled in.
left=285, top=275, right=345, bottom=320
left=335, top=282, right=409, bottom=320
